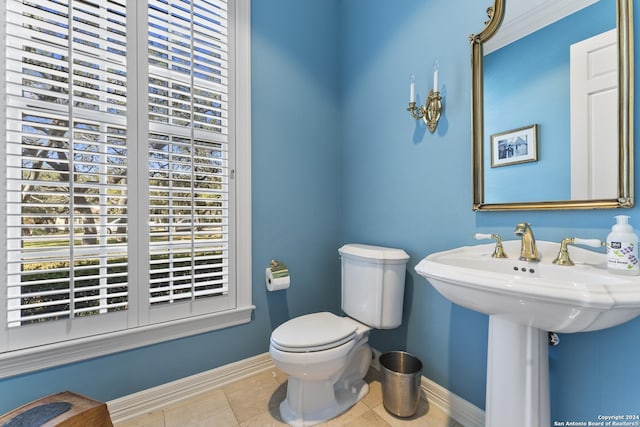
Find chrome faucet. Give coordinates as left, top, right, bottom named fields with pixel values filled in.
left=514, top=222, right=540, bottom=262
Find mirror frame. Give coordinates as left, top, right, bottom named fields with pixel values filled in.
left=471, top=0, right=634, bottom=211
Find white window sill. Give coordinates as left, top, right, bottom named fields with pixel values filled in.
left=0, top=305, right=255, bottom=379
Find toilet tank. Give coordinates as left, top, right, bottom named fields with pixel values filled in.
left=339, top=244, right=410, bottom=329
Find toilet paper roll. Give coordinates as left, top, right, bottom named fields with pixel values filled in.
left=266, top=268, right=290, bottom=291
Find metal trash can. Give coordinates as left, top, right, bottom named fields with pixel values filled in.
left=379, top=351, right=423, bottom=417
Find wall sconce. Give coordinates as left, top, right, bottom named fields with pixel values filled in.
left=407, top=60, right=443, bottom=132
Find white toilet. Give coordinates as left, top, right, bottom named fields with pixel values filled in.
left=269, top=243, right=410, bottom=426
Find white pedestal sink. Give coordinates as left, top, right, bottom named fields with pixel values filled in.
left=415, top=240, right=640, bottom=427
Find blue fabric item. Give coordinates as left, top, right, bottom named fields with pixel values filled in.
left=2, top=402, right=72, bottom=427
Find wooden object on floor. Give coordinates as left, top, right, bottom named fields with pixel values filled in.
left=0, top=391, right=113, bottom=427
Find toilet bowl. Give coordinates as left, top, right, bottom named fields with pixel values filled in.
left=269, top=312, right=372, bottom=427
left=269, top=244, right=410, bottom=426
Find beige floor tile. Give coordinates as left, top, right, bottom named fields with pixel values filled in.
left=223, top=370, right=283, bottom=423
left=164, top=389, right=238, bottom=427
left=316, top=402, right=373, bottom=427
left=420, top=404, right=463, bottom=427
left=115, top=366, right=467, bottom=427
left=373, top=399, right=459, bottom=427
left=239, top=381, right=288, bottom=427
left=341, top=409, right=392, bottom=427
left=361, top=369, right=383, bottom=409
left=114, top=410, right=165, bottom=427
left=239, top=409, right=289, bottom=427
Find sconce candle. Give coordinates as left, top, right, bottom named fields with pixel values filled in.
left=433, top=60, right=439, bottom=90
left=410, top=74, right=415, bottom=103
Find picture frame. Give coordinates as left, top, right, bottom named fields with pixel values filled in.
left=490, top=124, right=538, bottom=168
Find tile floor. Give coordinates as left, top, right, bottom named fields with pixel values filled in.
left=114, top=366, right=464, bottom=427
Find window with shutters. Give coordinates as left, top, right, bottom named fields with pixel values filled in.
left=0, top=0, right=252, bottom=376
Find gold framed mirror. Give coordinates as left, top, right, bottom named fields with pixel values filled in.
left=471, top=0, right=634, bottom=211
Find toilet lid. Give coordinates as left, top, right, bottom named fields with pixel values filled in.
left=271, top=312, right=358, bottom=352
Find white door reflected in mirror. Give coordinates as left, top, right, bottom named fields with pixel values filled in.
left=570, top=28, right=618, bottom=199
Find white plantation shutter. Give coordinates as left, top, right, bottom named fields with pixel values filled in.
left=1, top=0, right=248, bottom=357
left=4, top=0, right=129, bottom=339
left=147, top=0, right=230, bottom=307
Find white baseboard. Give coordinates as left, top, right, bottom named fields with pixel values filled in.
left=421, top=376, right=485, bottom=427
left=107, top=353, right=274, bottom=423
left=107, top=351, right=485, bottom=426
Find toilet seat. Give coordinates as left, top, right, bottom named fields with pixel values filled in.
left=270, top=312, right=360, bottom=352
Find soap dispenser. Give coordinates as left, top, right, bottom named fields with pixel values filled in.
left=607, top=215, right=640, bottom=275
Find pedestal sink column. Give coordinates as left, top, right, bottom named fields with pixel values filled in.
left=485, top=316, right=550, bottom=427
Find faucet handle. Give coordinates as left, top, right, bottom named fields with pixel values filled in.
left=474, top=233, right=508, bottom=258
left=474, top=233, right=493, bottom=240
left=573, top=238, right=604, bottom=248
left=552, top=237, right=604, bottom=266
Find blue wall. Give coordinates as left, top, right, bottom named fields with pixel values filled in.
left=1, top=0, right=640, bottom=424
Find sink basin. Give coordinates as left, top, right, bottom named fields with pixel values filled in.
left=416, top=240, right=640, bottom=426
left=415, top=240, right=640, bottom=333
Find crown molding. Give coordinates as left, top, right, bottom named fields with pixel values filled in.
left=484, top=0, right=598, bottom=54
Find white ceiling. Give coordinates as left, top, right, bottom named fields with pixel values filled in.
left=484, top=0, right=599, bottom=53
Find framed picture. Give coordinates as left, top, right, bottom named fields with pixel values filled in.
left=490, top=124, right=538, bottom=168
